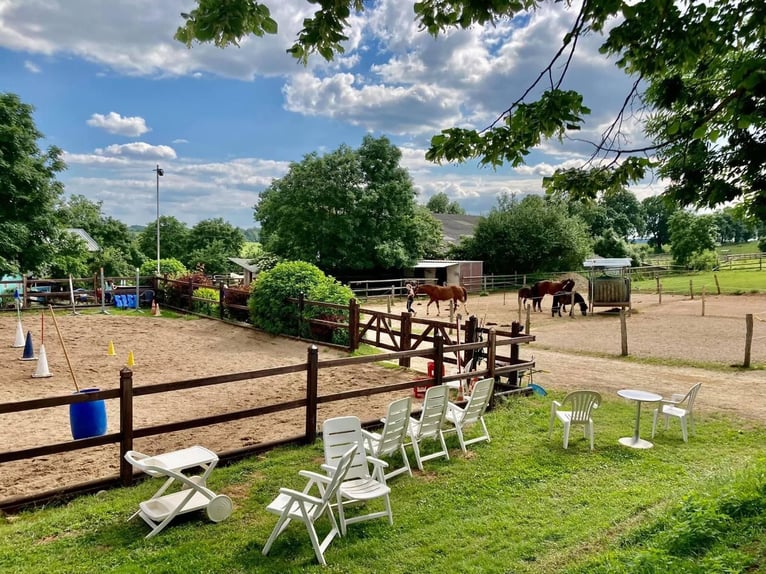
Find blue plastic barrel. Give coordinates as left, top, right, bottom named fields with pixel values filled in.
left=69, top=388, right=107, bottom=440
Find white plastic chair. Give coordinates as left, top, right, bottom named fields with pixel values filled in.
left=444, top=377, right=494, bottom=452
left=322, top=416, right=393, bottom=536
left=124, top=447, right=233, bottom=539
left=549, top=390, right=601, bottom=450
left=652, top=382, right=701, bottom=442
left=263, top=445, right=356, bottom=566
left=362, top=396, right=413, bottom=480
left=406, top=384, right=450, bottom=470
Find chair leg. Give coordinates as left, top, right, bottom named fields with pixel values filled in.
left=410, top=438, right=424, bottom=471
left=335, top=492, right=348, bottom=536
left=454, top=424, right=467, bottom=453
left=651, top=409, right=659, bottom=438
left=562, top=422, right=571, bottom=449
left=548, top=409, right=556, bottom=439
left=438, top=430, right=450, bottom=462
left=399, top=444, right=413, bottom=477
left=587, top=422, right=594, bottom=451
left=680, top=416, right=688, bottom=443
left=262, top=514, right=291, bottom=556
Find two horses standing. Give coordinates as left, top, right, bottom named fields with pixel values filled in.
left=518, top=277, right=587, bottom=316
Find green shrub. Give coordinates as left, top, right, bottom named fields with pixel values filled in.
left=688, top=250, right=719, bottom=271
left=139, top=258, right=187, bottom=278
left=249, top=261, right=354, bottom=342
left=192, top=287, right=220, bottom=316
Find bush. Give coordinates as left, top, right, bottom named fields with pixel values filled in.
left=249, top=261, right=354, bottom=342
left=758, top=236, right=766, bottom=252
left=192, top=287, right=220, bottom=317
left=139, top=258, right=187, bottom=278
left=222, top=286, right=251, bottom=322
left=688, top=250, right=719, bottom=271
left=163, top=272, right=212, bottom=308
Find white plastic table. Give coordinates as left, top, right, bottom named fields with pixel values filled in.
left=617, top=389, right=662, bottom=449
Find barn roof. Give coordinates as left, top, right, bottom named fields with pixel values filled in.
left=431, top=214, right=481, bottom=245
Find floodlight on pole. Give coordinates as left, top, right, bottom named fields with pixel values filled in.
left=153, top=165, right=164, bottom=274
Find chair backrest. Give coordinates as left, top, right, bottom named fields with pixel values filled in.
left=321, top=445, right=357, bottom=507
left=461, top=378, right=494, bottom=424
left=562, top=390, right=601, bottom=424
left=375, top=397, right=412, bottom=457
left=323, top=416, right=369, bottom=481
left=679, top=382, right=702, bottom=412
left=413, top=384, right=449, bottom=439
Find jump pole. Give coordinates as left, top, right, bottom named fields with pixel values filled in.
left=68, top=274, right=80, bottom=316
left=48, top=305, right=80, bottom=392
left=99, top=267, right=110, bottom=315
left=133, top=267, right=142, bottom=313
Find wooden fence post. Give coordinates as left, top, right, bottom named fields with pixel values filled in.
left=119, top=367, right=134, bottom=486
left=298, top=292, right=305, bottom=338
left=487, top=329, right=497, bottom=382
left=569, top=291, right=575, bottom=318
left=188, top=277, right=194, bottom=310
left=348, top=298, right=359, bottom=352
left=399, top=312, right=411, bottom=368
left=525, top=304, right=531, bottom=335
left=744, top=314, right=753, bottom=368
left=306, top=345, right=319, bottom=444
left=701, top=287, right=706, bottom=316
left=714, top=273, right=721, bottom=295
left=509, top=323, right=521, bottom=386
left=219, top=283, right=225, bottom=320
left=463, top=315, right=477, bottom=370
left=620, top=309, right=628, bottom=356
left=658, top=280, right=662, bottom=304
left=689, top=279, right=694, bottom=300
left=433, top=335, right=444, bottom=386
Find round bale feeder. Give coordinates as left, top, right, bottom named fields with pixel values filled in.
left=584, top=258, right=633, bottom=315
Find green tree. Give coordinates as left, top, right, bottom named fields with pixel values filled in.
left=426, top=192, right=465, bottom=215
left=256, top=135, right=424, bottom=272
left=601, top=189, right=645, bottom=239
left=185, top=218, right=244, bottom=274
left=57, top=194, right=144, bottom=272
left=669, top=211, right=717, bottom=266
left=138, top=216, right=190, bottom=263
left=0, top=93, right=66, bottom=275
left=176, top=1, right=766, bottom=222
left=46, top=232, right=89, bottom=278
left=139, top=258, right=187, bottom=277
left=592, top=228, right=632, bottom=259
left=413, top=206, right=446, bottom=259
left=450, top=194, right=591, bottom=274
left=642, top=195, right=678, bottom=252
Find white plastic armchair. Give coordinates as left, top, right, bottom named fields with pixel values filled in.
left=549, top=390, right=601, bottom=450
left=405, top=384, right=450, bottom=470
left=262, top=445, right=356, bottom=566
left=652, top=382, right=701, bottom=442
left=444, top=378, right=494, bottom=452
left=362, top=396, right=413, bottom=480
left=322, top=416, right=393, bottom=536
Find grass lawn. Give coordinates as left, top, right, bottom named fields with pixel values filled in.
left=632, top=269, right=766, bottom=295
left=1, top=393, right=764, bottom=573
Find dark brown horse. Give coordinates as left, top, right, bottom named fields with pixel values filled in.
left=530, top=278, right=575, bottom=311
left=415, top=284, right=469, bottom=316
left=552, top=291, right=588, bottom=317
left=518, top=287, right=533, bottom=306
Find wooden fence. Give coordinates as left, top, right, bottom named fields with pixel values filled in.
left=0, top=326, right=533, bottom=512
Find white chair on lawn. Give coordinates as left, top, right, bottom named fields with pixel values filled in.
left=549, top=390, right=601, bottom=450
left=124, top=447, right=233, bottom=539
left=444, top=377, right=495, bottom=452
left=362, top=396, right=413, bottom=480
left=652, top=382, right=702, bottom=443
left=263, top=445, right=356, bottom=566
left=406, top=384, right=450, bottom=470
left=322, top=416, right=393, bottom=536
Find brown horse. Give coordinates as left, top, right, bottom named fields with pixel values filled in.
left=415, top=284, right=469, bottom=316
left=530, top=278, right=575, bottom=311
left=518, top=287, right=533, bottom=306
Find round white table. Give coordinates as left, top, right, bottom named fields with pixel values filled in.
left=617, top=389, right=662, bottom=449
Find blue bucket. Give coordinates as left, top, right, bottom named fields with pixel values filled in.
left=69, top=388, right=107, bottom=440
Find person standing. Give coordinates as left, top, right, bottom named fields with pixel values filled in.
left=405, top=283, right=416, bottom=315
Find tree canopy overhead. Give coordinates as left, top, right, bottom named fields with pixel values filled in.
left=176, top=0, right=766, bottom=222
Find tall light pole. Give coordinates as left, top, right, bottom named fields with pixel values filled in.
left=153, top=165, right=164, bottom=274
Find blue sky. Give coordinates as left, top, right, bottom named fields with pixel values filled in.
left=0, top=0, right=663, bottom=229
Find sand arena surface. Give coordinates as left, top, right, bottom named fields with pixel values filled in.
left=0, top=289, right=764, bottom=501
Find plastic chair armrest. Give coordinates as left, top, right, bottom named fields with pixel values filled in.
left=300, top=470, right=332, bottom=484
left=278, top=487, right=322, bottom=506
left=366, top=456, right=389, bottom=470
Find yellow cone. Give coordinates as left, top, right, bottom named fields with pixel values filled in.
left=127, top=350, right=135, bottom=367
left=107, top=340, right=116, bottom=356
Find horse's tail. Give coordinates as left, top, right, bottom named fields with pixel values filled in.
left=461, top=286, right=468, bottom=302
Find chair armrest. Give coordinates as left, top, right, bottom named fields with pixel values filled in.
left=366, top=455, right=389, bottom=470
left=447, top=402, right=465, bottom=415
left=300, top=470, right=332, bottom=484
left=278, top=487, right=322, bottom=506
left=551, top=400, right=562, bottom=414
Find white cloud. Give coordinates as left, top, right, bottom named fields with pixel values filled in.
left=95, top=142, right=177, bottom=159
left=172, top=138, right=189, bottom=144
left=87, top=112, right=150, bottom=136
left=23, top=60, right=40, bottom=73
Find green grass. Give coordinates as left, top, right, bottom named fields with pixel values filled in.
left=1, top=394, right=764, bottom=573
left=632, top=269, right=765, bottom=295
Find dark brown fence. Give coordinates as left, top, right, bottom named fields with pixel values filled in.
left=0, top=328, right=534, bottom=512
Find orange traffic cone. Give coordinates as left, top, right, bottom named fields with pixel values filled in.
left=150, top=300, right=156, bottom=315
left=153, top=303, right=161, bottom=316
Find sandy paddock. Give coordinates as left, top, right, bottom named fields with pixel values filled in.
left=1, top=289, right=765, bottom=501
